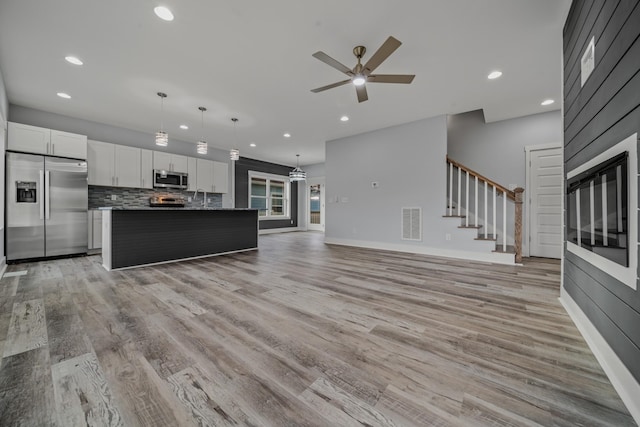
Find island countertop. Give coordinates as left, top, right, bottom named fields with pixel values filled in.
left=101, top=208, right=258, bottom=270
left=98, top=207, right=257, bottom=211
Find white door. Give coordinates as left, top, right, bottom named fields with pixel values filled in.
left=196, top=158, right=214, bottom=192
left=307, top=179, right=325, bottom=231
left=528, top=146, right=563, bottom=258
left=212, top=161, right=228, bottom=193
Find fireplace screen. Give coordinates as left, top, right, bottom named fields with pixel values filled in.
left=567, top=152, right=628, bottom=266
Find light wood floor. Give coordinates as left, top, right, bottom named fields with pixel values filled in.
left=0, top=232, right=635, bottom=426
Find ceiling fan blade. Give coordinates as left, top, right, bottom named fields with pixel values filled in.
left=356, top=84, right=368, bottom=103
left=367, top=74, right=415, bottom=84
left=312, top=51, right=354, bottom=76
left=362, top=36, right=402, bottom=74
left=311, top=79, right=351, bottom=93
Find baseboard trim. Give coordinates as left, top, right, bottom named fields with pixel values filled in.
left=0, top=257, right=6, bottom=279
left=559, top=287, right=640, bottom=424
left=259, top=227, right=302, bottom=235
left=323, top=237, right=516, bottom=265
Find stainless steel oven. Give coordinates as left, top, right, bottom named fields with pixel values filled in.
left=153, top=169, right=188, bottom=189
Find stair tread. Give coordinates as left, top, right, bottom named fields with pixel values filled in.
left=442, top=215, right=466, bottom=218
left=459, top=225, right=482, bottom=229
left=475, top=236, right=497, bottom=241
left=493, top=245, right=516, bottom=254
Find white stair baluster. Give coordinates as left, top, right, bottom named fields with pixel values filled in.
left=475, top=176, right=478, bottom=227
left=465, top=171, right=469, bottom=226
left=457, top=167, right=461, bottom=217
left=484, top=181, right=488, bottom=238
left=503, top=190, right=507, bottom=252
left=449, top=162, right=453, bottom=216
left=493, top=185, right=497, bottom=242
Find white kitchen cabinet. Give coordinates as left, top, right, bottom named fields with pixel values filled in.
left=88, top=140, right=142, bottom=188
left=196, top=158, right=214, bottom=192
left=8, top=122, right=50, bottom=155
left=88, top=210, right=103, bottom=250
left=153, top=151, right=188, bottom=173
left=88, top=140, right=115, bottom=186
left=195, top=159, right=228, bottom=193
left=114, top=145, right=141, bottom=188
left=8, top=122, right=86, bottom=159
left=140, top=149, right=153, bottom=189
left=50, top=130, right=87, bottom=159
left=187, top=157, right=197, bottom=191
left=212, top=161, right=228, bottom=193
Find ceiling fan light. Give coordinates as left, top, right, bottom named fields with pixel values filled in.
left=230, top=149, right=240, bottom=161
left=197, top=140, right=207, bottom=155
left=155, top=131, right=168, bottom=146
left=352, top=75, right=366, bottom=86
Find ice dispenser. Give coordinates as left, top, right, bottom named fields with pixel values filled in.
left=16, top=181, right=37, bottom=203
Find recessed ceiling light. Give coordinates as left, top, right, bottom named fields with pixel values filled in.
left=541, top=99, right=555, bottom=106
left=65, top=56, right=83, bottom=66
left=283, top=133, right=291, bottom=138
left=154, top=6, right=174, bottom=21
left=179, top=124, right=189, bottom=130
left=250, top=143, right=256, bottom=147
left=340, top=115, right=349, bottom=122
left=57, top=92, right=71, bottom=99
left=487, top=71, right=502, bottom=80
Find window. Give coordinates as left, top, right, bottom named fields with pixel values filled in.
left=249, top=173, right=290, bottom=219
left=567, top=152, right=628, bottom=266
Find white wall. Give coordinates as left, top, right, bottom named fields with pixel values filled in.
left=326, top=115, right=470, bottom=252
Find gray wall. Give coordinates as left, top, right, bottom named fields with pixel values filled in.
left=447, top=109, right=562, bottom=188
left=234, top=157, right=299, bottom=230
left=563, top=0, right=640, bottom=382
left=326, top=115, right=457, bottom=248
left=8, top=104, right=234, bottom=206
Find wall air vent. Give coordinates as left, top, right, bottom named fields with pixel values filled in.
left=402, top=207, right=422, bottom=241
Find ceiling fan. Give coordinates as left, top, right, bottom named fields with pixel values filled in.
left=311, top=36, right=415, bottom=103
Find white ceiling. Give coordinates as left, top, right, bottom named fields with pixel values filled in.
left=0, top=0, right=571, bottom=166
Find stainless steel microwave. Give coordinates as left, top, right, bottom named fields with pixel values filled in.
left=153, top=169, right=188, bottom=189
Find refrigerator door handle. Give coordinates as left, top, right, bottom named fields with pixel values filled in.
left=45, top=170, right=51, bottom=219
left=39, top=170, right=45, bottom=220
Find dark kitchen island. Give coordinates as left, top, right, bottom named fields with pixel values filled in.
left=100, top=208, right=258, bottom=270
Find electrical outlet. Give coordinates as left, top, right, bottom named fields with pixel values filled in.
left=188, top=196, right=192, bottom=202
left=446, top=233, right=451, bottom=241
left=110, top=194, right=117, bottom=201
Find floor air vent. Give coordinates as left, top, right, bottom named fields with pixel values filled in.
left=402, top=207, right=422, bottom=241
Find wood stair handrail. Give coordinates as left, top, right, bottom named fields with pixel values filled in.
left=446, top=156, right=516, bottom=200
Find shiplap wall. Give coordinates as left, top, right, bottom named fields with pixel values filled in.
left=563, top=0, right=640, bottom=382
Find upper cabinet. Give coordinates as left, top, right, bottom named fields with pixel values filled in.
left=196, top=159, right=228, bottom=193
left=153, top=152, right=188, bottom=173
left=88, top=140, right=141, bottom=188
left=140, top=149, right=153, bottom=189
left=187, top=157, right=197, bottom=191
left=8, top=122, right=87, bottom=159
left=212, top=161, right=228, bottom=193
left=50, top=130, right=87, bottom=159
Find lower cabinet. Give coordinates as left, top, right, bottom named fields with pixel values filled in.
left=87, top=210, right=103, bottom=250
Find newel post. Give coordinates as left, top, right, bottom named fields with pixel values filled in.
left=514, top=187, right=525, bottom=263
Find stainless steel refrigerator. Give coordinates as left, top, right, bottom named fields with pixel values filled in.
left=6, top=152, right=88, bottom=261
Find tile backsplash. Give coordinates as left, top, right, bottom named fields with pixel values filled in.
left=88, top=186, right=222, bottom=209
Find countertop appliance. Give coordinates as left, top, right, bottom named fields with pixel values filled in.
left=149, top=196, right=186, bottom=207
left=153, top=169, right=188, bottom=189
left=6, top=152, right=88, bottom=261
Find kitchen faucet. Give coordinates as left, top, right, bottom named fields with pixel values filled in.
left=193, top=188, right=208, bottom=207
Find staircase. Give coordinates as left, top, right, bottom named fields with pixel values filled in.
left=445, top=156, right=524, bottom=264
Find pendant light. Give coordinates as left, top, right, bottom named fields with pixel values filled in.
left=230, top=117, right=240, bottom=161
left=197, top=106, right=207, bottom=155
left=289, top=154, right=306, bottom=181
left=155, top=92, right=168, bottom=146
